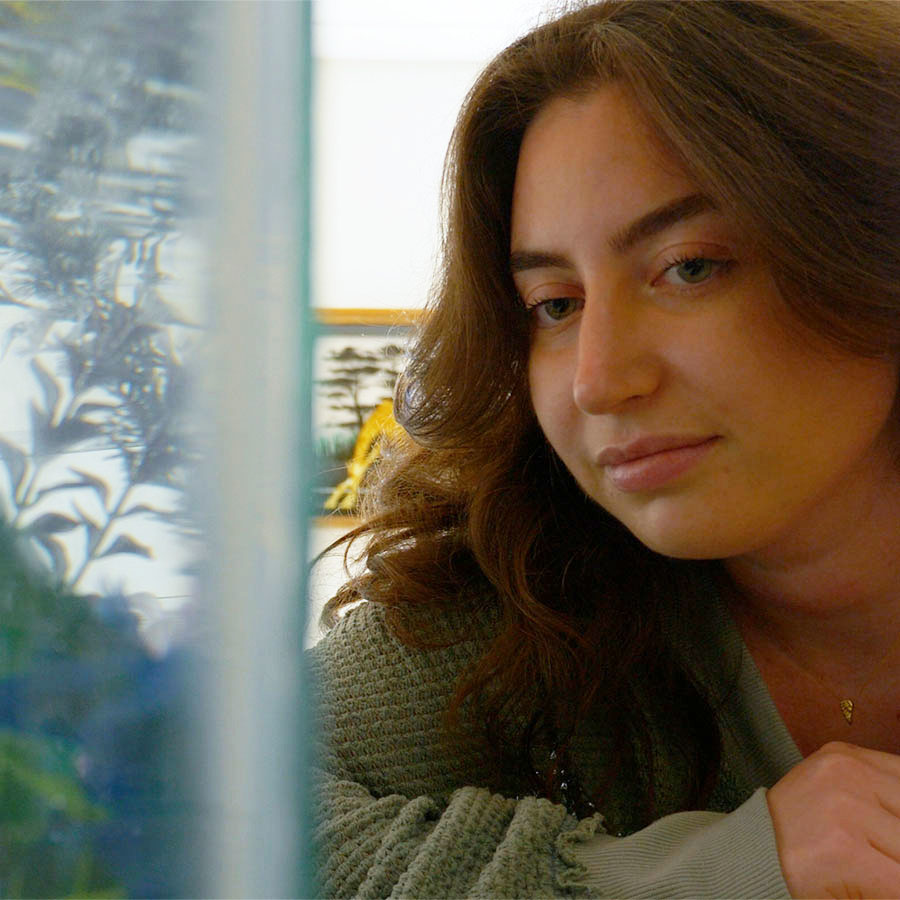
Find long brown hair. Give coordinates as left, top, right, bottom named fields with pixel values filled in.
left=324, top=0, right=900, bottom=826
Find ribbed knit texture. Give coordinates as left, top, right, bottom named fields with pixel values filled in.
left=310, top=596, right=796, bottom=898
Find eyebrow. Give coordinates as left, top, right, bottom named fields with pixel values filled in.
left=509, top=192, right=716, bottom=274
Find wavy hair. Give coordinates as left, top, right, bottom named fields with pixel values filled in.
left=324, top=0, right=900, bottom=827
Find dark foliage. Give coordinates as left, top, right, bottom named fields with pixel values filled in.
left=0, top=515, right=200, bottom=898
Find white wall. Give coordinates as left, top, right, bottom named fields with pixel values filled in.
left=313, top=57, right=478, bottom=311
left=312, top=0, right=562, bottom=311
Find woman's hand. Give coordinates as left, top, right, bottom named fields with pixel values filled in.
left=767, top=741, right=900, bottom=898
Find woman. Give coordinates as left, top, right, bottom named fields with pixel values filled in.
left=311, top=1, right=900, bottom=896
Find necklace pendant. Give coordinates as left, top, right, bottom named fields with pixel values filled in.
left=839, top=698, right=854, bottom=724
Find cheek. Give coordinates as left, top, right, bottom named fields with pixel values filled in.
left=527, top=357, right=570, bottom=444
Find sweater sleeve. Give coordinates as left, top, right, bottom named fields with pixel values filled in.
left=313, top=768, right=790, bottom=898
left=310, top=601, right=603, bottom=898
left=309, top=601, right=792, bottom=899
left=313, top=766, right=602, bottom=898
left=564, top=787, right=791, bottom=898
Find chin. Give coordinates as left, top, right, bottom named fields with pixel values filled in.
left=631, top=531, right=727, bottom=560
left=620, top=513, right=762, bottom=561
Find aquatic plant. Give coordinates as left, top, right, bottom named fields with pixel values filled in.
left=0, top=1, right=204, bottom=596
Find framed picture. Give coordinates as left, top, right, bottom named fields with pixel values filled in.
left=313, top=308, right=420, bottom=522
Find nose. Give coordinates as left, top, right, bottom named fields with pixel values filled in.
left=572, top=292, right=662, bottom=414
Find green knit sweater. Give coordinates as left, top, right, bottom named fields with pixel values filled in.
left=310, top=592, right=799, bottom=898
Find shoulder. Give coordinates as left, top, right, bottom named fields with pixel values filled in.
left=309, top=596, right=498, bottom=691
left=308, top=598, right=499, bottom=799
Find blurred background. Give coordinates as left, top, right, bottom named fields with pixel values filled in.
left=0, top=1, right=556, bottom=897
left=308, top=0, right=561, bottom=646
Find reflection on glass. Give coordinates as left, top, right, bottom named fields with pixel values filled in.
left=0, top=1, right=205, bottom=648
left=0, top=0, right=313, bottom=892
left=0, top=3, right=316, bottom=896
left=0, top=4, right=206, bottom=895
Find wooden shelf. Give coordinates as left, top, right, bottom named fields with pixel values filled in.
left=312, top=515, right=361, bottom=529
left=313, top=308, right=423, bottom=327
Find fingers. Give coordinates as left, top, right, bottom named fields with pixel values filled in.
left=865, top=803, right=900, bottom=865
left=792, top=743, right=900, bottom=809
left=768, top=742, right=900, bottom=898
left=816, top=741, right=900, bottom=780
left=822, top=843, right=900, bottom=900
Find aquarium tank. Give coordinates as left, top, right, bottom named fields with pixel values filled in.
left=0, top=2, right=313, bottom=896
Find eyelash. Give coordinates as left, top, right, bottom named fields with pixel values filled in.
left=525, top=255, right=732, bottom=327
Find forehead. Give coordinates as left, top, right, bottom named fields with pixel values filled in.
left=522, top=85, right=663, bottom=166
left=511, top=86, right=696, bottom=250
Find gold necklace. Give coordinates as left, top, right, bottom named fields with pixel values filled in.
left=721, top=573, right=900, bottom=726
left=767, top=630, right=900, bottom=725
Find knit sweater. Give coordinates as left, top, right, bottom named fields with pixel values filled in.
left=310, top=589, right=800, bottom=898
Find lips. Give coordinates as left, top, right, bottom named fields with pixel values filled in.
left=597, top=434, right=717, bottom=466
left=598, top=435, right=720, bottom=492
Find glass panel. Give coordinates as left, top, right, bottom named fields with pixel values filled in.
left=0, top=3, right=312, bottom=896
left=202, top=1, right=313, bottom=896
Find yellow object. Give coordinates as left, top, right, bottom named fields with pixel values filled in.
left=324, top=398, right=406, bottom=512
left=0, top=74, right=36, bottom=95
left=2, top=1, right=52, bottom=24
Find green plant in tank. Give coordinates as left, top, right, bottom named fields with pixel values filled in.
left=0, top=515, right=123, bottom=897
left=0, top=0, right=204, bottom=593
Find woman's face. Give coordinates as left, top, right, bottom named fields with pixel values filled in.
left=511, top=86, right=900, bottom=560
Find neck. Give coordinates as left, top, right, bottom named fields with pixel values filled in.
left=722, top=471, right=900, bottom=673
